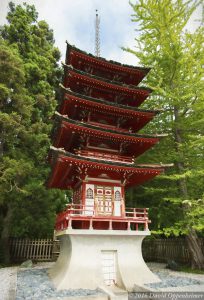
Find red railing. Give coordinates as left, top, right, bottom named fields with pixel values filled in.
left=55, top=204, right=150, bottom=232
left=75, top=150, right=134, bottom=164
left=88, top=121, right=130, bottom=133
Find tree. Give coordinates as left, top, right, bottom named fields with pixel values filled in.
left=0, top=2, right=67, bottom=263
left=125, top=0, right=204, bottom=269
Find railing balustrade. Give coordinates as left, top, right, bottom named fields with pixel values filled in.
left=88, top=121, right=130, bottom=133
left=55, top=204, right=150, bottom=232
left=75, top=149, right=134, bottom=164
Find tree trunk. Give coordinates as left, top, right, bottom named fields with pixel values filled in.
left=173, top=106, right=204, bottom=270
left=186, top=229, right=204, bottom=269
left=0, top=204, right=13, bottom=265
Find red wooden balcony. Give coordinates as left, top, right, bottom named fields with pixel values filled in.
left=88, top=121, right=131, bottom=133
left=55, top=204, right=150, bottom=232
left=75, top=149, right=134, bottom=164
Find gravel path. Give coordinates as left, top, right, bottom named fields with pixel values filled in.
left=146, top=262, right=204, bottom=292
left=0, top=262, right=204, bottom=299
left=16, top=263, right=103, bottom=300
left=0, top=266, right=17, bottom=300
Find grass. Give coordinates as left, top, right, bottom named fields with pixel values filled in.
left=179, top=266, right=204, bottom=274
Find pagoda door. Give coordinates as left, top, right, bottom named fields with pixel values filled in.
left=95, top=186, right=113, bottom=215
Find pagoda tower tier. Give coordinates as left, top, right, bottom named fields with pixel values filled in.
left=52, top=114, right=164, bottom=159
left=63, top=65, right=152, bottom=106
left=65, top=42, right=150, bottom=86
left=47, top=41, right=167, bottom=293
left=47, top=149, right=163, bottom=190
left=59, top=88, right=161, bottom=132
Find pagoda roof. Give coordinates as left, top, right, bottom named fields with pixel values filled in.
left=54, top=112, right=163, bottom=140
left=63, top=65, right=152, bottom=107
left=52, top=114, right=162, bottom=157
left=66, top=41, right=150, bottom=86
left=47, top=148, right=164, bottom=189
left=59, top=87, right=158, bottom=133
left=60, top=86, right=160, bottom=115
left=64, top=63, right=151, bottom=92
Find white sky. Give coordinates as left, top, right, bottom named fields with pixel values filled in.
left=0, top=0, right=202, bottom=65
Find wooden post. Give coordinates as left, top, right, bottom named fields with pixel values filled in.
left=68, top=218, right=72, bottom=229
left=109, top=220, right=112, bottom=230
left=144, top=221, right=148, bottom=231
left=127, top=221, right=131, bottom=230
left=89, top=219, right=93, bottom=230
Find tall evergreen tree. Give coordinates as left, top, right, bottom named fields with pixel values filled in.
left=125, top=0, right=204, bottom=269
left=0, top=2, right=66, bottom=263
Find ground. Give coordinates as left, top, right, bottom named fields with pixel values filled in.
left=0, top=262, right=204, bottom=299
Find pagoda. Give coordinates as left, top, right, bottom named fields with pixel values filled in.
left=47, top=42, right=165, bottom=293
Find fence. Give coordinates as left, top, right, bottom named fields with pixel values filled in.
left=142, top=238, right=204, bottom=264
left=9, top=238, right=60, bottom=262
left=9, top=237, right=204, bottom=264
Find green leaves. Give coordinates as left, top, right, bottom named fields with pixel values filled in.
left=126, top=0, right=204, bottom=237
left=0, top=2, right=66, bottom=241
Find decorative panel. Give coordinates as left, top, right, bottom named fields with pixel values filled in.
left=113, top=187, right=122, bottom=217
left=73, top=185, right=82, bottom=204
left=95, top=186, right=113, bottom=215
left=85, top=184, right=95, bottom=216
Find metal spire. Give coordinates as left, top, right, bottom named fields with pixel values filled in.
left=95, top=9, right=100, bottom=57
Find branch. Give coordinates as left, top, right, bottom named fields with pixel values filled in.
left=181, top=96, right=198, bottom=117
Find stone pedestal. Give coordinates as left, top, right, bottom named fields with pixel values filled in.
left=49, top=229, right=159, bottom=292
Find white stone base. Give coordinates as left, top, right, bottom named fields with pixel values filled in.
left=49, top=229, right=160, bottom=292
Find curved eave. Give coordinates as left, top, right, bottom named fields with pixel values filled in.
left=59, top=86, right=160, bottom=116
left=54, top=113, right=162, bottom=141
left=63, top=65, right=151, bottom=107
left=47, top=150, right=164, bottom=189
left=65, top=41, right=150, bottom=79
left=52, top=117, right=159, bottom=158
left=64, top=64, right=152, bottom=94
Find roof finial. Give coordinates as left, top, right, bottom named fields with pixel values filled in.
left=95, top=9, right=100, bottom=57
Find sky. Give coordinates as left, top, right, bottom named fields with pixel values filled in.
left=0, top=0, right=202, bottom=65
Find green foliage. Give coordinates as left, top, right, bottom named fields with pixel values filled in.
left=125, top=0, right=204, bottom=236
left=180, top=266, right=204, bottom=274
left=0, top=2, right=66, bottom=241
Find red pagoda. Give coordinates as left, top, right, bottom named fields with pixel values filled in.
left=48, top=42, right=165, bottom=294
